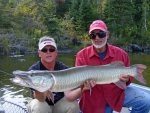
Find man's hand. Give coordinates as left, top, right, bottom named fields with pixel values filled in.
left=33, top=90, right=46, bottom=102
left=80, top=80, right=96, bottom=93
left=119, top=74, right=129, bottom=83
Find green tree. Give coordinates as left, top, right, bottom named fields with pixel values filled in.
left=0, top=0, right=16, bottom=28
left=69, top=0, right=81, bottom=24
left=56, top=0, right=71, bottom=18
left=34, top=0, right=60, bottom=35
left=140, top=0, right=150, bottom=45
left=77, top=0, right=96, bottom=32
left=69, top=0, right=99, bottom=34
left=103, top=0, right=136, bottom=46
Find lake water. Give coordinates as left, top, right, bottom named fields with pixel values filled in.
left=0, top=52, right=150, bottom=111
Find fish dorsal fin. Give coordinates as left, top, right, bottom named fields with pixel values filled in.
left=108, top=61, right=124, bottom=67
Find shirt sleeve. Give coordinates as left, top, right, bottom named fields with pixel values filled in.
left=75, top=52, right=84, bottom=66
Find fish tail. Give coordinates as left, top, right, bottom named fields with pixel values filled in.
left=134, top=64, right=147, bottom=84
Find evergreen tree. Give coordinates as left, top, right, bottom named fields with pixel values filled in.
left=141, top=0, right=150, bottom=45
left=0, top=0, right=16, bottom=28
left=69, top=0, right=99, bottom=34
left=69, top=0, right=81, bottom=25
left=133, top=0, right=143, bottom=24
left=39, top=0, right=59, bottom=35
left=103, top=0, right=136, bottom=45
left=77, top=0, right=94, bottom=32
left=56, top=0, right=71, bottom=18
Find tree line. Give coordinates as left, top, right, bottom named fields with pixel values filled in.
left=0, top=0, right=150, bottom=53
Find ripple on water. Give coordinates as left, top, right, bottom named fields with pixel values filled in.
left=0, top=88, right=28, bottom=113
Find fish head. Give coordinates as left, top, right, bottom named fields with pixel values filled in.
left=11, top=70, right=55, bottom=92
left=10, top=76, right=29, bottom=87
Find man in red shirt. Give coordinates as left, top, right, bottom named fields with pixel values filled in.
left=65, top=20, right=150, bottom=113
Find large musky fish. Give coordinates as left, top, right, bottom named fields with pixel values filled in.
left=11, top=62, right=147, bottom=94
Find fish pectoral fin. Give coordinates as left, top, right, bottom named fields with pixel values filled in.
left=115, top=81, right=127, bottom=90
left=86, top=80, right=92, bottom=95
left=88, top=85, right=92, bottom=96
left=46, top=90, right=54, bottom=104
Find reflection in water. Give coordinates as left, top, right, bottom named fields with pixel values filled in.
left=9, top=55, right=24, bottom=58
left=0, top=88, right=28, bottom=112
left=0, top=88, right=26, bottom=104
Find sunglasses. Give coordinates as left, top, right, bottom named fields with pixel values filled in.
left=41, top=48, right=56, bottom=53
left=89, top=32, right=107, bottom=39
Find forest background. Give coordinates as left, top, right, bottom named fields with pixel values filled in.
left=0, top=0, right=150, bottom=54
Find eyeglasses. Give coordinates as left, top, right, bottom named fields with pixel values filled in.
left=89, top=32, right=107, bottom=39
left=41, top=48, right=56, bottom=53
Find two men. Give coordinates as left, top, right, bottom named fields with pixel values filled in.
left=27, top=20, right=150, bottom=113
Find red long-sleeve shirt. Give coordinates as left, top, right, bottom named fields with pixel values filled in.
left=75, top=44, right=134, bottom=113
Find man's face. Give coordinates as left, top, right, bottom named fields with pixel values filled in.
left=90, top=29, right=109, bottom=49
left=38, top=45, right=58, bottom=63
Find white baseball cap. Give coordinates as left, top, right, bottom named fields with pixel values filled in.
left=38, top=36, right=57, bottom=50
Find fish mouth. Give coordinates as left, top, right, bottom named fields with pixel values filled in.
left=10, top=76, right=29, bottom=87
left=10, top=77, right=21, bottom=84
left=10, top=75, right=37, bottom=90
left=12, top=70, right=35, bottom=87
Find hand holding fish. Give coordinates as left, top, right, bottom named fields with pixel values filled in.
left=81, top=74, right=130, bottom=93
left=119, top=74, right=130, bottom=83
left=80, top=80, right=96, bottom=93
left=33, top=90, right=46, bottom=102
left=33, top=90, right=54, bottom=103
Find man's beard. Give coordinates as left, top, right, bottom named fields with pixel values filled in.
left=92, top=37, right=107, bottom=49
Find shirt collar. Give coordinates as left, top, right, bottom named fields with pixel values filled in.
left=105, top=43, right=115, bottom=58
left=89, top=45, right=100, bottom=58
